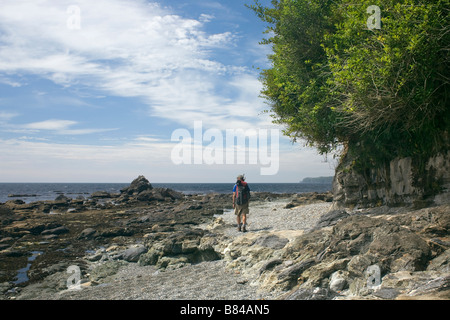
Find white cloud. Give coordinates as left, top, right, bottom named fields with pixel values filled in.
left=0, top=0, right=263, bottom=130
left=0, top=1, right=334, bottom=183
left=23, top=119, right=78, bottom=131
left=0, top=137, right=172, bottom=182
left=3, top=119, right=117, bottom=135
left=134, top=136, right=164, bottom=143
left=0, top=137, right=335, bottom=183
left=0, top=137, right=172, bottom=167
left=0, top=111, right=20, bottom=123
left=199, top=14, right=215, bottom=23
left=58, top=128, right=119, bottom=135
left=0, top=76, right=22, bottom=87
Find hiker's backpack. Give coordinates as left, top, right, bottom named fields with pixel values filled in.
left=235, top=182, right=250, bottom=205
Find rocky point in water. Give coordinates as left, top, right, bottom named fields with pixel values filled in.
left=0, top=176, right=217, bottom=294
left=0, top=175, right=290, bottom=297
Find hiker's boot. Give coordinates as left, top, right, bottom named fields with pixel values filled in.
left=242, top=224, right=247, bottom=232
left=237, top=224, right=242, bottom=232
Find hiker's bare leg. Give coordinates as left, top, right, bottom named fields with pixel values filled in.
left=241, top=214, right=247, bottom=232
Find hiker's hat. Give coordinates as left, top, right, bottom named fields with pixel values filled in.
left=237, top=174, right=245, bottom=180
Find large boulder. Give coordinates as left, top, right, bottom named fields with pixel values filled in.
left=139, top=228, right=219, bottom=268
left=136, top=189, right=164, bottom=202
left=121, top=175, right=153, bottom=195
left=0, top=204, right=14, bottom=216
left=0, top=204, right=17, bottom=225
left=53, top=194, right=71, bottom=204
left=41, top=225, right=69, bottom=236
left=122, top=245, right=148, bottom=262
left=325, top=215, right=431, bottom=272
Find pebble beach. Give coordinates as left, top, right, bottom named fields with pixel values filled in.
left=15, top=199, right=331, bottom=300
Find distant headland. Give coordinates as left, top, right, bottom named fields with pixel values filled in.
left=300, top=176, right=333, bottom=184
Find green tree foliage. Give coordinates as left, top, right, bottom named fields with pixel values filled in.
left=249, top=0, right=449, bottom=167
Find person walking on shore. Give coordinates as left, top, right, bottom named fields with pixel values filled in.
left=232, top=174, right=251, bottom=232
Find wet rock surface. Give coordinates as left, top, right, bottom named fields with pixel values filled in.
left=0, top=176, right=292, bottom=298
left=1, top=176, right=449, bottom=300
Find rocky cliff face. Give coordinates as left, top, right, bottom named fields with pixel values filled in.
left=332, top=151, right=450, bottom=209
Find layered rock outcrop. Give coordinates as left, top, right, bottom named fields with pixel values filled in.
left=215, top=204, right=450, bottom=300
left=332, top=151, right=450, bottom=209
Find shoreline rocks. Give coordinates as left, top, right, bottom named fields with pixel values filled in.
left=1, top=175, right=449, bottom=300
left=1, top=176, right=187, bottom=215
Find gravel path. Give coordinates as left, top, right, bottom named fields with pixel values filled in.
left=219, top=199, right=332, bottom=235
left=23, top=199, right=331, bottom=300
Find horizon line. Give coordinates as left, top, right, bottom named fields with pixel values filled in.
left=0, top=181, right=330, bottom=184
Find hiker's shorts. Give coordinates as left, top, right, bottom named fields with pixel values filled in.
left=234, top=202, right=249, bottom=217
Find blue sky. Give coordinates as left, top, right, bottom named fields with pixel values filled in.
left=0, top=0, right=336, bottom=183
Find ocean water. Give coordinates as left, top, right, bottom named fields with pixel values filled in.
left=0, top=182, right=332, bottom=204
